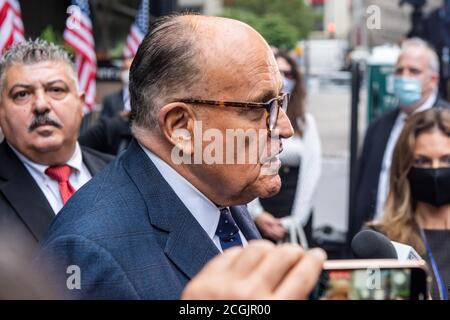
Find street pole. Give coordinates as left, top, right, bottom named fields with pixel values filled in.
left=348, top=61, right=362, bottom=245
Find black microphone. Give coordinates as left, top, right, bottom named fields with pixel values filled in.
left=351, top=230, right=398, bottom=259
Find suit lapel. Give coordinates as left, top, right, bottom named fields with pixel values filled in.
left=164, top=206, right=221, bottom=279
left=81, top=147, right=104, bottom=176
left=230, top=205, right=261, bottom=241
left=122, top=140, right=220, bottom=280
left=380, top=109, right=400, bottom=149
left=0, top=142, right=54, bottom=241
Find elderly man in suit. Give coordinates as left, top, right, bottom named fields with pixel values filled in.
left=0, top=40, right=113, bottom=246
left=348, top=38, right=450, bottom=245
left=37, top=15, right=326, bottom=300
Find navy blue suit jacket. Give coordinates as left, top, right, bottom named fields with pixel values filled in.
left=37, top=140, right=261, bottom=299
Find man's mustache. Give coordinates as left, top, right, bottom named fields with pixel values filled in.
left=28, top=113, right=63, bottom=132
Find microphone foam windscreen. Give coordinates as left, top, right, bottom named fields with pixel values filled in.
left=351, top=230, right=398, bottom=259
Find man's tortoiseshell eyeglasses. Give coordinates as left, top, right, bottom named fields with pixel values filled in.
left=177, top=93, right=290, bottom=134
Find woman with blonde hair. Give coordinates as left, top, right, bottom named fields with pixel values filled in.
left=368, top=108, right=450, bottom=300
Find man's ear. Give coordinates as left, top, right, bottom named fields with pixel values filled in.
left=431, top=72, right=440, bottom=86
left=78, top=92, right=86, bottom=115
left=158, top=102, right=197, bottom=155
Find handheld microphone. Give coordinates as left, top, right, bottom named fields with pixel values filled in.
left=351, top=230, right=398, bottom=259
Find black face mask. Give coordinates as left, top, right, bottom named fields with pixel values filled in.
left=407, top=167, right=450, bottom=207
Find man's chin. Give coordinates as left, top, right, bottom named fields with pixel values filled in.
left=30, top=136, right=65, bottom=153
left=256, top=174, right=282, bottom=199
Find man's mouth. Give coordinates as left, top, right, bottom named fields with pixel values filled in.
left=261, top=145, right=283, bottom=164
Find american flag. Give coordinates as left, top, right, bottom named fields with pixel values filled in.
left=63, top=0, right=96, bottom=112
left=0, top=0, right=25, bottom=53
left=123, top=0, right=149, bottom=58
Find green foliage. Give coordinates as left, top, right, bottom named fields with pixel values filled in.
left=228, top=0, right=315, bottom=40
left=108, top=41, right=126, bottom=59
left=39, top=25, right=74, bottom=55
left=223, top=8, right=298, bottom=50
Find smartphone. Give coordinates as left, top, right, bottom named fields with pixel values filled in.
left=316, top=260, right=431, bottom=300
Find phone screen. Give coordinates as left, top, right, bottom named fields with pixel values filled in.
left=318, top=267, right=427, bottom=300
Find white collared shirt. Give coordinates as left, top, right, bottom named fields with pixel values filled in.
left=139, top=144, right=248, bottom=252
left=9, top=142, right=92, bottom=214
left=374, top=91, right=437, bottom=219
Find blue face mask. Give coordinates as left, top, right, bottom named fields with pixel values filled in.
left=394, top=77, right=422, bottom=107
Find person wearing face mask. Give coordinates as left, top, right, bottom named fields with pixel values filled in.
left=100, top=56, right=133, bottom=119
left=348, top=38, right=450, bottom=247
left=248, top=50, right=322, bottom=247
left=367, top=108, right=450, bottom=300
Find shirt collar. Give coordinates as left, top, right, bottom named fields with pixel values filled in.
left=415, top=90, right=437, bottom=114
left=139, top=143, right=220, bottom=240
left=8, top=142, right=83, bottom=176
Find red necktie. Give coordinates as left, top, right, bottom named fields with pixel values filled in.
left=45, top=165, right=76, bottom=205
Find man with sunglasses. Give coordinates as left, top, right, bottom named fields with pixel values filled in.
left=37, top=14, right=326, bottom=299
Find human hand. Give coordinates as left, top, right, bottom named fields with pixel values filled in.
left=255, top=212, right=286, bottom=242
left=182, top=240, right=327, bottom=300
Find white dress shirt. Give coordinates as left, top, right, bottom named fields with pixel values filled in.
left=9, top=142, right=92, bottom=214
left=374, top=91, right=437, bottom=219
left=140, top=144, right=248, bottom=252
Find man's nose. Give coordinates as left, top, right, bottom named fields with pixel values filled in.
left=275, top=108, right=294, bottom=139
left=402, top=71, right=411, bottom=77
left=32, top=90, right=51, bottom=114
left=398, top=68, right=413, bottom=78
left=432, top=160, right=441, bottom=169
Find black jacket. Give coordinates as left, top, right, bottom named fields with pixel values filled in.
left=347, top=98, right=450, bottom=244
left=78, top=116, right=132, bottom=155
left=100, top=90, right=124, bottom=119
left=0, top=141, right=114, bottom=245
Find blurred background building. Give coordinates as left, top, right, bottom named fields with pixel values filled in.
left=178, top=0, right=223, bottom=14
left=351, top=0, right=443, bottom=48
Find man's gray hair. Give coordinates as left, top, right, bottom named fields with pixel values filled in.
left=130, top=14, right=202, bottom=131
left=401, top=37, right=440, bottom=74
left=0, top=39, right=77, bottom=91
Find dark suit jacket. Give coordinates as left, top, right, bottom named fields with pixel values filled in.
left=0, top=141, right=114, bottom=245
left=422, top=9, right=450, bottom=99
left=100, top=90, right=124, bottom=119
left=37, top=139, right=261, bottom=299
left=347, top=98, right=450, bottom=244
left=78, top=116, right=132, bottom=155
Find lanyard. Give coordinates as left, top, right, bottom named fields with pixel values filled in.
left=420, top=229, right=449, bottom=300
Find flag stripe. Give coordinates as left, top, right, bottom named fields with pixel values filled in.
left=0, top=0, right=24, bottom=52
left=123, top=0, right=149, bottom=58
left=65, top=19, right=94, bottom=46
left=64, top=0, right=96, bottom=111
